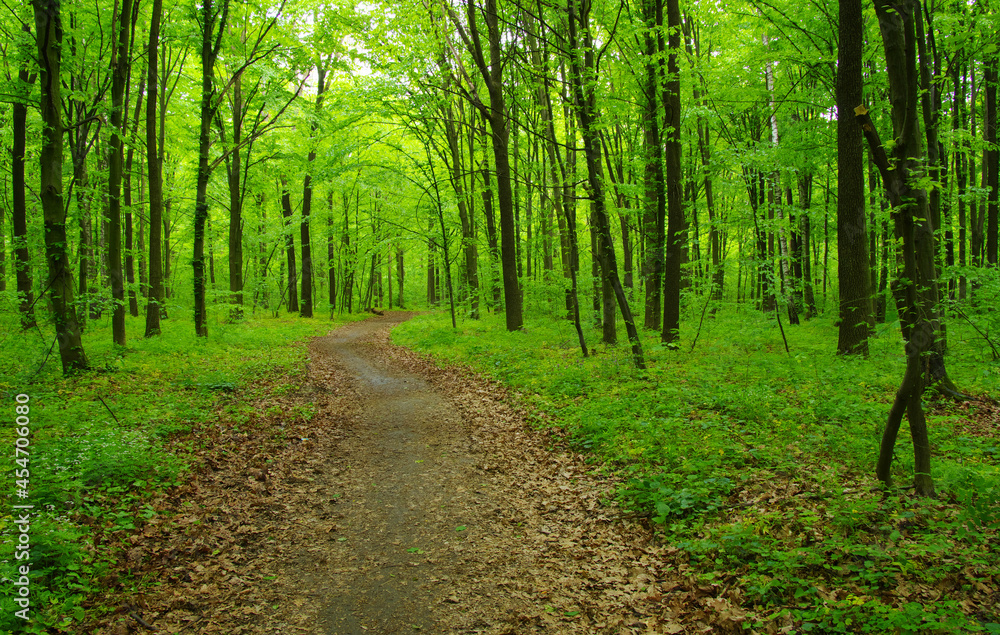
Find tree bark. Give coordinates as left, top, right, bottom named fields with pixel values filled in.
left=567, top=0, right=644, bottom=368
left=226, top=69, right=245, bottom=311
left=12, top=48, right=37, bottom=330
left=836, top=0, right=874, bottom=355
left=193, top=0, right=229, bottom=336
left=661, top=0, right=683, bottom=345
left=145, top=0, right=165, bottom=337
left=443, top=102, right=480, bottom=318
left=280, top=177, right=299, bottom=313
left=448, top=0, right=522, bottom=330
left=863, top=0, right=951, bottom=496
left=33, top=0, right=88, bottom=372
left=301, top=62, right=328, bottom=319
left=641, top=0, right=665, bottom=330
left=106, top=0, right=134, bottom=345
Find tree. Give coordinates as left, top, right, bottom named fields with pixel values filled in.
left=660, top=0, right=683, bottom=345
left=860, top=0, right=957, bottom=496
left=446, top=0, right=523, bottom=331
left=145, top=0, right=165, bottom=337
left=32, top=0, right=88, bottom=373
left=836, top=0, right=874, bottom=355
left=300, top=54, right=333, bottom=319
left=193, top=0, right=229, bottom=337
left=10, top=25, right=36, bottom=330
left=566, top=0, right=645, bottom=369
left=106, top=0, right=136, bottom=346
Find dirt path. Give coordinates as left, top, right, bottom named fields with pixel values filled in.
left=300, top=316, right=488, bottom=633
left=107, top=314, right=729, bottom=635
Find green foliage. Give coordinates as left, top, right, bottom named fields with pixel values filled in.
left=394, top=305, right=1000, bottom=633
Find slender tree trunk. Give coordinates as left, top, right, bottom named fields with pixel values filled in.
left=106, top=0, right=134, bottom=345
left=449, top=0, right=522, bottom=329
left=987, top=57, right=999, bottom=267
left=193, top=0, right=228, bottom=336
left=327, top=191, right=337, bottom=314
left=567, top=0, right=644, bottom=368
left=863, top=0, right=952, bottom=496
left=226, top=70, right=245, bottom=311
left=443, top=103, right=480, bottom=318
left=279, top=177, right=299, bottom=313
left=12, top=53, right=37, bottom=330
left=124, top=64, right=145, bottom=319
left=953, top=60, right=968, bottom=300
left=396, top=245, right=404, bottom=308
left=479, top=120, right=501, bottom=309
left=301, top=61, right=328, bottom=319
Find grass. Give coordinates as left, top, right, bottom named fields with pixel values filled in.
left=392, top=298, right=1000, bottom=633
left=0, top=306, right=366, bottom=634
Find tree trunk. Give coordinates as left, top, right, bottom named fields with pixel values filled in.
left=864, top=0, right=953, bottom=496
left=106, top=0, right=133, bottom=346
left=12, top=53, right=36, bottom=331
left=280, top=177, right=299, bottom=313
left=327, top=192, right=337, bottom=314
left=987, top=58, right=999, bottom=267
left=145, top=0, right=165, bottom=337
left=567, top=0, right=644, bottom=368
left=226, top=70, right=245, bottom=311
left=193, top=0, right=228, bottom=337
left=660, top=0, right=683, bottom=345
left=641, top=0, right=665, bottom=330
left=443, top=103, right=480, bottom=318
left=301, top=61, right=328, bottom=319
left=479, top=121, right=501, bottom=310
left=836, top=0, right=874, bottom=355
left=124, top=62, right=145, bottom=319
left=449, top=0, right=522, bottom=330
left=33, top=0, right=88, bottom=372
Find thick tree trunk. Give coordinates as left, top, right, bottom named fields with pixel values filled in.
left=641, top=0, right=665, bottom=330
left=145, top=0, right=165, bottom=337
left=661, top=0, right=683, bottom=345
left=33, top=0, right=88, bottom=372
left=836, top=0, right=874, bottom=355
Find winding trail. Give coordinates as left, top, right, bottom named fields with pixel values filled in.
left=116, top=313, right=705, bottom=635
left=302, top=316, right=486, bottom=633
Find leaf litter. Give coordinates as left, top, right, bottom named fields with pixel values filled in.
left=88, top=313, right=998, bottom=634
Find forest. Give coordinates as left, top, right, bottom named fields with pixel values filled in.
left=1, top=0, right=1000, bottom=631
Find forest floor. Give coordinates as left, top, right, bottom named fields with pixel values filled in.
left=100, top=313, right=731, bottom=635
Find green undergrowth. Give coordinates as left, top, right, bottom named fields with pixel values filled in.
left=0, top=308, right=365, bottom=634
left=393, top=305, right=1000, bottom=633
